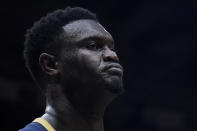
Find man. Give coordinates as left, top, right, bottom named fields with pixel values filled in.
left=19, top=7, right=123, bottom=131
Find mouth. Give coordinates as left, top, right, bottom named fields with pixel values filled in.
left=102, top=63, right=123, bottom=76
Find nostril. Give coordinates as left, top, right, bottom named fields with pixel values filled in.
left=102, top=47, right=119, bottom=63
left=103, top=54, right=119, bottom=63
left=103, top=55, right=112, bottom=61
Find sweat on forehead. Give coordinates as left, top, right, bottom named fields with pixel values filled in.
left=62, top=19, right=113, bottom=43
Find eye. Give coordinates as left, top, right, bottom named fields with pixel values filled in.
left=86, top=41, right=101, bottom=51
left=110, top=47, right=115, bottom=52
left=109, top=46, right=116, bottom=52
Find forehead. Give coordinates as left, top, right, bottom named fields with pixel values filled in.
left=62, top=19, right=113, bottom=43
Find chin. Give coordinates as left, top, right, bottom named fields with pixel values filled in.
left=104, top=75, right=124, bottom=94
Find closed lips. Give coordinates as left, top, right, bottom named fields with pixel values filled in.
left=102, top=64, right=123, bottom=76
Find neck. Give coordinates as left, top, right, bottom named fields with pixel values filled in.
left=42, top=104, right=104, bottom=131
left=42, top=84, right=117, bottom=131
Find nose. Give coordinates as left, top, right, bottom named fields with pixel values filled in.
left=102, top=47, right=119, bottom=63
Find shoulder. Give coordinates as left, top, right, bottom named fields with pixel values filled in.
left=18, top=122, right=47, bottom=131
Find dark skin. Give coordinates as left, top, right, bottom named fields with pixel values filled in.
left=39, top=20, right=123, bottom=131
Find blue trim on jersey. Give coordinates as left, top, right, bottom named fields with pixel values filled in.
left=18, top=122, right=47, bottom=131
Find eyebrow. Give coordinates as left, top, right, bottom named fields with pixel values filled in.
left=77, top=36, right=115, bottom=47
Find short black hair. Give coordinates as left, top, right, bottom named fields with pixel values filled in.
left=24, top=7, right=98, bottom=83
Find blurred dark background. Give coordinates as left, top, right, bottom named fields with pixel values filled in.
left=0, top=0, right=197, bottom=131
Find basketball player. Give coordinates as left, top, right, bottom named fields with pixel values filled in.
left=19, top=7, right=123, bottom=131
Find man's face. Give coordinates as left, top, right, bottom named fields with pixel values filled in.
left=58, top=20, right=123, bottom=94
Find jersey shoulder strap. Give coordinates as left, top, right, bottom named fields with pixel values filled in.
left=33, top=118, right=55, bottom=131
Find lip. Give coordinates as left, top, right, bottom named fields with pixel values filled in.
left=102, top=63, right=123, bottom=76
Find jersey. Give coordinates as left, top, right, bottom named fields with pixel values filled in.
left=18, top=118, right=55, bottom=131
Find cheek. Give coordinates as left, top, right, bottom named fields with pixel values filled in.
left=59, top=49, right=87, bottom=79
left=60, top=49, right=102, bottom=83
left=78, top=50, right=102, bottom=74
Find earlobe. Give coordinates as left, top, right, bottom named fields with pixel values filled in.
left=39, top=53, right=59, bottom=76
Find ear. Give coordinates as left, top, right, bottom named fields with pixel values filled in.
left=39, top=53, right=59, bottom=76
